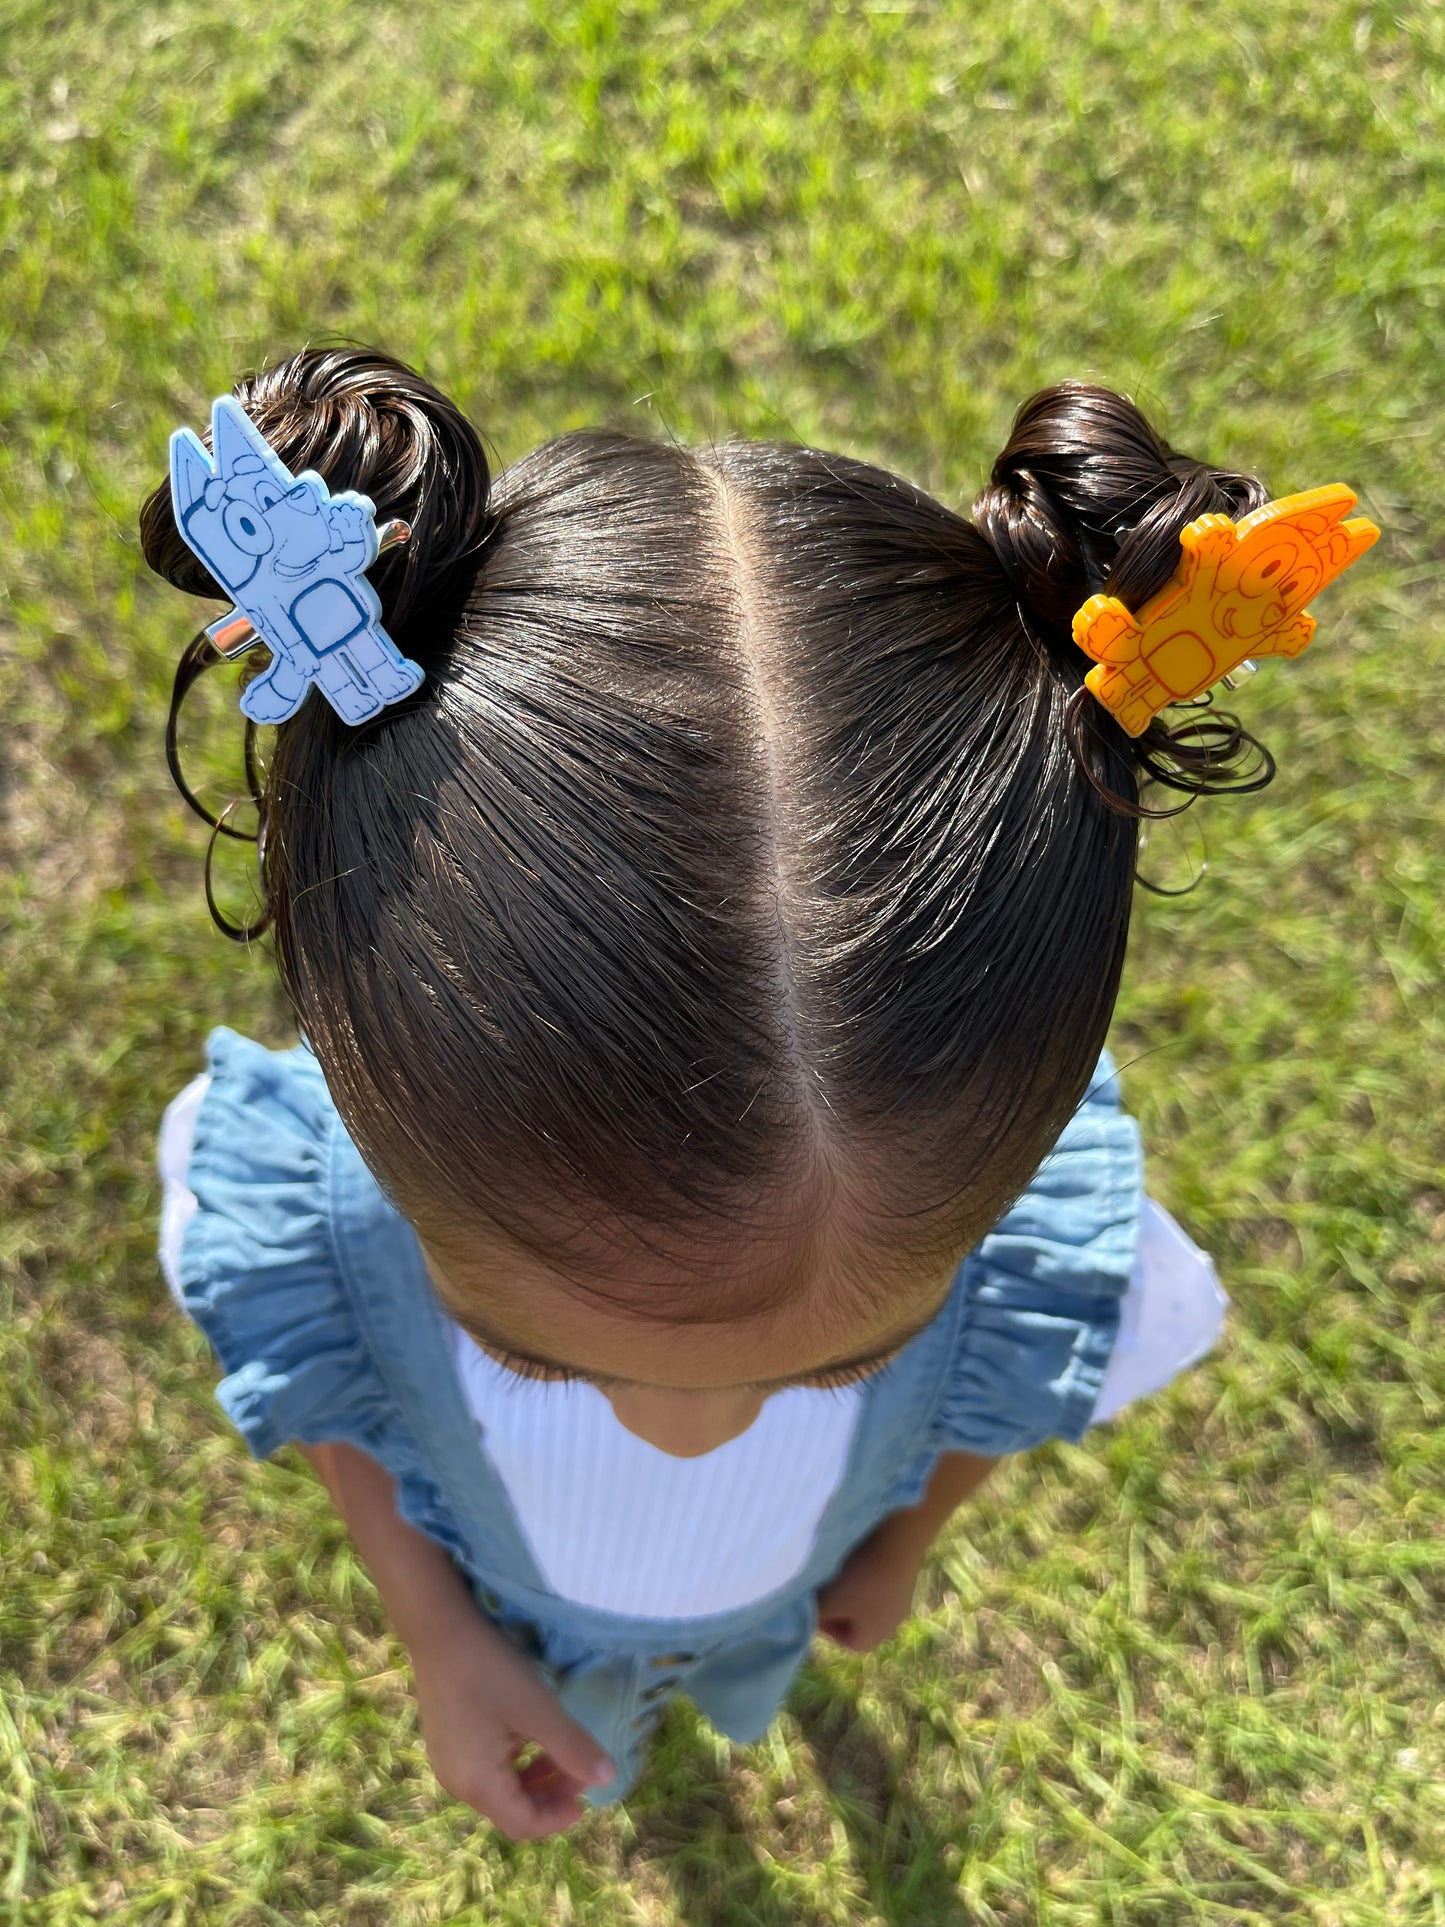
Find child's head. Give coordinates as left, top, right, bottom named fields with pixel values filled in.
left=143, top=348, right=1269, bottom=1453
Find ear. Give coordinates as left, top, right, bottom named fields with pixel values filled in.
left=168, top=428, right=214, bottom=518
left=210, top=396, right=295, bottom=496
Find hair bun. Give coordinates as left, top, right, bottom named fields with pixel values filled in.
left=140, top=346, right=493, bottom=649
left=973, top=382, right=1267, bottom=641
left=973, top=382, right=1277, bottom=818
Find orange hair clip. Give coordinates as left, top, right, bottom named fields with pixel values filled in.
left=1071, top=485, right=1380, bottom=737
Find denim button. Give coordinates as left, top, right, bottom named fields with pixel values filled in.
left=649, top=1650, right=696, bottom=1667
left=640, top=1679, right=672, bottom=1701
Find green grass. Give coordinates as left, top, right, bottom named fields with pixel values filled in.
left=3, top=0, right=1444, bottom=1919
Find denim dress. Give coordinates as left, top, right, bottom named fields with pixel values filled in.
left=171, top=1027, right=1143, bottom=1806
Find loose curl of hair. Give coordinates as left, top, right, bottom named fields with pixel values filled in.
left=141, top=349, right=1274, bottom=1325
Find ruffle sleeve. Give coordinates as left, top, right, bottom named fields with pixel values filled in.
left=934, top=1049, right=1143, bottom=1456
left=172, top=1025, right=397, bottom=1461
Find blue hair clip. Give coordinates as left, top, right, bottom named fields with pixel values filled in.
left=168, top=396, right=423, bottom=725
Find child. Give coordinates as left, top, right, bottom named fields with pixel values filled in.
left=142, top=348, right=1372, bottom=1840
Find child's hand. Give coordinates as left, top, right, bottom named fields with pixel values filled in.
left=815, top=1522, right=928, bottom=1653
left=816, top=1454, right=997, bottom=1652
left=410, top=1612, right=615, bottom=1839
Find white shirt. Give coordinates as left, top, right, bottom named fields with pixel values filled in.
left=159, top=1072, right=1226, bottom=1617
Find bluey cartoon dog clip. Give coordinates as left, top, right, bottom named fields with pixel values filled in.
left=168, top=397, right=422, bottom=725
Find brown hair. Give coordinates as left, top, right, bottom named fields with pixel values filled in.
left=141, top=347, right=1271, bottom=1323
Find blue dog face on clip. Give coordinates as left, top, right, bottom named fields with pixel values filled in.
left=169, top=404, right=375, bottom=596
left=168, top=396, right=424, bottom=726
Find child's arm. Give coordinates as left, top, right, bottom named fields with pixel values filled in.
left=816, top=1450, right=997, bottom=1653
left=300, top=1441, right=483, bottom=1650
left=298, top=1441, right=614, bottom=1837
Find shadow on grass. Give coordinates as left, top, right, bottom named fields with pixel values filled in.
left=619, top=1658, right=970, bottom=1927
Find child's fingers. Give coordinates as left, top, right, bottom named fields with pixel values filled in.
left=438, top=1742, right=586, bottom=1841
left=513, top=1747, right=579, bottom=1795
left=472, top=1759, right=583, bottom=1841
left=429, top=1744, right=535, bottom=1838
left=499, top=1670, right=615, bottom=1793
left=514, top=1748, right=600, bottom=1827
left=426, top=1626, right=616, bottom=1834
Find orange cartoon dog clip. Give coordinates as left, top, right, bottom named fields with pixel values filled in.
left=1071, top=485, right=1379, bottom=737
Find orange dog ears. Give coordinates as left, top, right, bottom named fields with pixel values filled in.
left=1071, top=485, right=1380, bottom=738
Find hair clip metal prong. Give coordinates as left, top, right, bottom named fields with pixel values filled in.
left=206, top=609, right=261, bottom=660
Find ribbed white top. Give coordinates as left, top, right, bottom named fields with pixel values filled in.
left=451, top=1334, right=864, bottom=1615
left=158, top=1072, right=1226, bottom=1619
